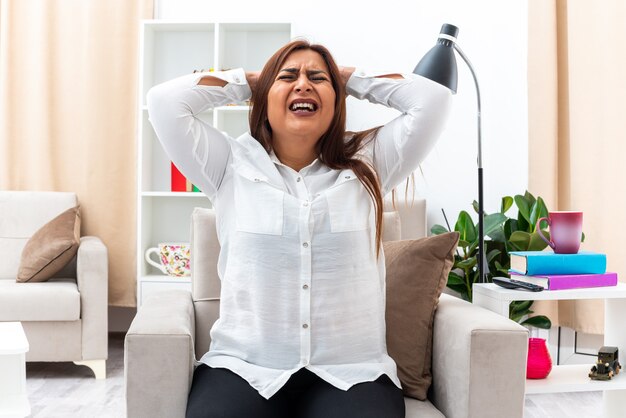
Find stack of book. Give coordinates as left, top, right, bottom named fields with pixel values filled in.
left=509, top=250, right=618, bottom=291
left=171, top=162, right=200, bottom=192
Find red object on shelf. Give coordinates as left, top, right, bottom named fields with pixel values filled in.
left=527, top=337, right=552, bottom=379
left=171, top=162, right=186, bottom=192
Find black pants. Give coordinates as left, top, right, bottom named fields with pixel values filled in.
left=186, top=364, right=405, bottom=418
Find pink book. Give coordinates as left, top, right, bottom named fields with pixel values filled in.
left=509, top=271, right=618, bottom=290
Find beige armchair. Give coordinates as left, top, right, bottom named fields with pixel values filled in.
left=125, top=200, right=528, bottom=418
left=0, top=191, right=108, bottom=378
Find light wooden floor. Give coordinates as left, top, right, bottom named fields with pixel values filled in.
left=25, top=333, right=125, bottom=418
left=24, top=333, right=601, bottom=417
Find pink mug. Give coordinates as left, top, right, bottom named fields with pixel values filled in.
left=536, top=211, right=583, bottom=254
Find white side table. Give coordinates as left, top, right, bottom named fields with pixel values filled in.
left=473, top=282, right=626, bottom=418
left=0, top=322, right=30, bottom=418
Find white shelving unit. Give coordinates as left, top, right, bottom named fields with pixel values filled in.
left=473, top=282, right=626, bottom=417
left=136, top=20, right=292, bottom=306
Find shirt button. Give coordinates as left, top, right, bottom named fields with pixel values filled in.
left=296, top=177, right=302, bottom=182
left=302, top=242, right=309, bottom=248
left=303, top=201, right=309, bottom=207
left=303, top=284, right=309, bottom=290
left=302, top=324, right=309, bottom=329
left=234, top=77, right=241, bottom=83
left=253, top=178, right=260, bottom=182
left=345, top=175, right=351, bottom=179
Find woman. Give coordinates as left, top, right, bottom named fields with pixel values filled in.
left=147, top=39, right=451, bottom=418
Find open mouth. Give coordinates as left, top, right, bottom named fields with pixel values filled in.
left=289, top=100, right=318, bottom=114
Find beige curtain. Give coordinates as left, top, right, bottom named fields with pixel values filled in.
left=528, top=0, right=626, bottom=334
left=0, top=0, right=153, bottom=307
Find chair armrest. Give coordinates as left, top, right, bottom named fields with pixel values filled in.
left=76, top=236, right=108, bottom=360
left=125, top=290, right=196, bottom=418
left=430, top=294, right=528, bottom=418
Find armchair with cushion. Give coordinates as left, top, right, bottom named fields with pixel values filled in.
left=0, top=191, right=108, bottom=378
left=125, top=198, right=528, bottom=418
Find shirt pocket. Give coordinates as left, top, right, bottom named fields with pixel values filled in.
left=324, top=170, right=371, bottom=233
left=233, top=164, right=284, bottom=235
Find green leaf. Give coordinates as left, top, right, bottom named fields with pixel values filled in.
left=510, top=312, right=526, bottom=323
left=455, top=211, right=477, bottom=243
left=457, top=257, right=477, bottom=270
left=521, top=315, right=552, bottom=330
left=528, top=230, right=550, bottom=251
left=504, top=218, right=518, bottom=240
left=529, top=197, right=549, bottom=233
left=523, top=190, right=537, bottom=208
left=510, top=231, right=531, bottom=250
left=582, top=231, right=586, bottom=242
left=447, top=271, right=466, bottom=285
left=487, top=226, right=506, bottom=242
left=472, top=200, right=479, bottom=214
left=529, top=200, right=540, bottom=228
left=517, top=210, right=530, bottom=232
left=511, top=300, right=533, bottom=314
left=515, top=195, right=531, bottom=223
left=536, top=197, right=549, bottom=221
left=501, top=196, right=514, bottom=214
left=487, top=249, right=501, bottom=263
left=431, top=224, right=449, bottom=235
left=484, top=213, right=508, bottom=236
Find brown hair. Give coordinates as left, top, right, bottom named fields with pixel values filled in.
left=249, top=40, right=385, bottom=257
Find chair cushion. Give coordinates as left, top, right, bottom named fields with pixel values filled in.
left=384, top=232, right=459, bottom=400
left=17, top=206, right=80, bottom=283
left=404, top=397, right=445, bottom=418
left=0, top=278, right=80, bottom=321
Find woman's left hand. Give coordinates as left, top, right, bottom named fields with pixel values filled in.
left=337, top=66, right=355, bottom=91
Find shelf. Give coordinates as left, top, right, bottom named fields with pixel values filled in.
left=216, top=105, right=250, bottom=111
left=142, top=192, right=208, bottom=198
left=143, top=21, right=216, bottom=33
left=140, top=274, right=191, bottom=284
left=526, top=364, right=626, bottom=394
left=474, top=282, right=626, bottom=302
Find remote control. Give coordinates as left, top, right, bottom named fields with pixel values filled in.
left=492, top=277, right=544, bottom=292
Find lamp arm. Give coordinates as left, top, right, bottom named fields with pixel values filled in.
left=453, top=43, right=487, bottom=283
left=453, top=44, right=482, bottom=169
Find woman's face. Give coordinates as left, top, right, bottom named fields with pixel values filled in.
left=267, top=49, right=336, bottom=144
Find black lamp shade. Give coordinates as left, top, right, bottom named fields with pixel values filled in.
left=413, top=24, right=459, bottom=94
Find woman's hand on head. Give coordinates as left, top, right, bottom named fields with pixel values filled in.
left=246, top=71, right=261, bottom=95
left=337, top=66, right=355, bottom=92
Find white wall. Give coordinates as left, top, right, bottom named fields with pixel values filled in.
left=155, top=0, right=528, bottom=233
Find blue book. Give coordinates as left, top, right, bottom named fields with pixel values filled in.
left=509, top=251, right=606, bottom=275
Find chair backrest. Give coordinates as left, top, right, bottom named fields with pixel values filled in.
left=190, top=196, right=427, bottom=357
left=0, top=191, right=77, bottom=280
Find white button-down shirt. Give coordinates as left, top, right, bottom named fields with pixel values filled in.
left=147, top=67, right=451, bottom=399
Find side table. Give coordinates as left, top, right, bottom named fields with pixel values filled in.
left=0, top=322, right=30, bottom=418
left=473, top=282, right=626, bottom=418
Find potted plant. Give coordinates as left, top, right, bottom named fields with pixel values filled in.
left=431, top=191, right=556, bottom=329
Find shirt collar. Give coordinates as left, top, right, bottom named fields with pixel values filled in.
left=269, top=150, right=321, bottom=174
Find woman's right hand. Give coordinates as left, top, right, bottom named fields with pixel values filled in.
left=246, top=71, right=260, bottom=96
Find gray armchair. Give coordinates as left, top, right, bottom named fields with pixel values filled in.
left=0, top=191, right=108, bottom=378
left=125, top=201, right=528, bottom=418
